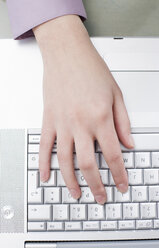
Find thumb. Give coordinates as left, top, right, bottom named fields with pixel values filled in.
left=113, top=91, right=134, bottom=149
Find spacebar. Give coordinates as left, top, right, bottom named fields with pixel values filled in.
left=97, top=133, right=159, bottom=151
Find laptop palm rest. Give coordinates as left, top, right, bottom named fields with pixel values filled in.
left=0, top=129, right=25, bottom=233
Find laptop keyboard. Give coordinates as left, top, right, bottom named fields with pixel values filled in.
left=27, top=131, right=159, bottom=232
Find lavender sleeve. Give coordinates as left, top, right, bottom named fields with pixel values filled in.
left=6, top=0, right=87, bottom=40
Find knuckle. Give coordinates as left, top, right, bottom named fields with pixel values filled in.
left=69, top=107, right=85, bottom=124
left=96, top=104, right=111, bottom=123
left=113, top=169, right=128, bottom=185
left=107, top=153, right=123, bottom=165
left=79, top=159, right=95, bottom=171
left=95, top=185, right=106, bottom=195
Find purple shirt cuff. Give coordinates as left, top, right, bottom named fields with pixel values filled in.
left=6, top=0, right=87, bottom=40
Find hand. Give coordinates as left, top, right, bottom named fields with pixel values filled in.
left=33, top=15, right=134, bottom=204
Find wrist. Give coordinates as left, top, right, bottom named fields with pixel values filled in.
left=33, top=15, right=90, bottom=61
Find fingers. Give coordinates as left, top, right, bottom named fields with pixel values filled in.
left=113, top=91, right=134, bottom=149
left=57, top=130, right=81, bottom=199
left=74, top=132, right=107, bottom=204
left=96, top=118, right=128, bottom=193
left=39, top=120, right=56, bottom=182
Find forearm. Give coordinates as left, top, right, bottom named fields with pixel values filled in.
left=33, top=14, right=110, bottom=84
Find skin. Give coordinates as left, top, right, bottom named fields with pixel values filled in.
left=33, top=15, right=134, bottom=205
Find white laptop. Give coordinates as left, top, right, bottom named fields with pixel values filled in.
left=0, top=38, right=159, bottom=248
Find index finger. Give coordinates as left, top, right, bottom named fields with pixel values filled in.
left=96, top=118, right=128, bottom=193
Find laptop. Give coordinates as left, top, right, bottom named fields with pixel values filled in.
left=0, top=37, right=159, bottom=248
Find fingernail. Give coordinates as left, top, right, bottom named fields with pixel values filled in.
left=40, top=172, right=48, bottom=182
left=128, top=134, right=134, bottom=148
left=95, top=195, right=106, bottom=205
left=118, top=184, right=128, bottom=193
left=70, top=189, right=80, bottom=199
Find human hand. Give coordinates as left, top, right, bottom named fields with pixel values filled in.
left=33, top=15, right=134, bottom=205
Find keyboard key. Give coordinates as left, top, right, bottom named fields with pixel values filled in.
left=74, top=155, right=79, bottom=169
left=154, top=220, right=159, bottom=229
left=136, top=220, right=153, bottom=229
left=47, top=222, right=64, bottom=231
left=101, top=221, right=117, bottom=230
left=157, top=203, right=159, bottom=217
left=79, top=187, right=95, bottom=203
left=51, top=154, right=59, bottom=169
left=99, top=170, right=109, bottom=185
left=83, top=221, right=99, bottom=230
left=28, top=188, right=43, bottom=204
left=118, top=220, right=135, bottom=230
left=132, top=186, right=148, bottom=202
left=28, top=144, right=39, bottom=153
left=70, top=204, right=87, bottom=220
left=100, top=155, right=108, bottom=169
left=28, top=171, right=39, bottom=189
left=57, top=171, right=65, bottom=186
left=28, top=205, right=51, bottom=221
left=122, top=152, right=134, bottom=168
left=62, top=187, right=78, bottom=203
left=75, top=171, right=87, bottom=186
left=109, top=172, right=115, bottom=185
left=128, top=169, right=143, bottom=185
left=135, top=152, right=150, bottom=168
left=65, top=222, right=82, bottom=231
left=28, top=144, right=57, bottom=153
left=140, top=203, right=156, bottom=219
left=95, top=153, right=100, bottom=167
left=106, top=204, right=122, bottom=220
left=28, top=222, right=46, bottom=231
left=28, top=154, right=39, bottom=169
left=144, top=169, right=159, bottom=184
left=152, top=152, right=159, bottom=167
left=105, top=187, right=113, bottom=203
left=44, top=187, right=61, bottom=204
left=149, top=186, right=159, bottom=201
left=40, top=171, right=56, bottom=187
left=123, top=203, right=139, bottom=219
left=114, top=187, right=131, bottom=202
left=97, top=134, right=159, bottom=152
left=29, top=135, right=41, bottom=144
left=88, top=204, right=104, bottom=220
left=53, top=205, right=69, bottom=221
